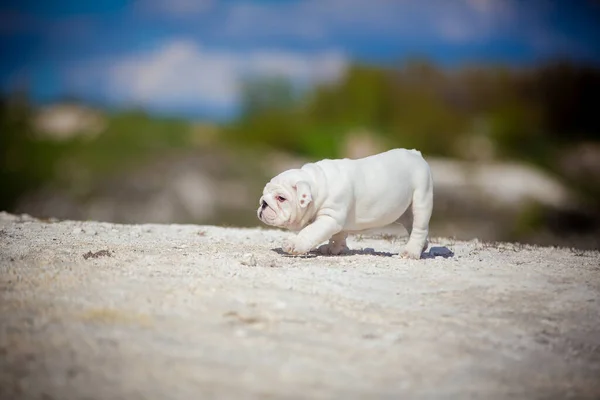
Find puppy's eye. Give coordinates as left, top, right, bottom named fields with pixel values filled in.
left=276, top=196, right=286, bottom=202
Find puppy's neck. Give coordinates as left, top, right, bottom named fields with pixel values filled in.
left=289, top=207, right=315, bottom=232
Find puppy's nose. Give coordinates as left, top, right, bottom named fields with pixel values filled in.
left=261, top=201, right=267, bottom=209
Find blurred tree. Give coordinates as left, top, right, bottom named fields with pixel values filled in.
left=314, top=64, right=392, bottom=129
left=239, top=75, right=298, bottom=120
left=225, top=59, right=600, bottom=211
left=0, top=91, right=52, bottom=211
left=533, top=61, right=600, bottom=142
left=226, top=75, right=309, bottom=156
left=0, top=91, right=197, bottom=214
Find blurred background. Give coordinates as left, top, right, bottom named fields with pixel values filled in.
left=1, top=0, right=599, bottom=249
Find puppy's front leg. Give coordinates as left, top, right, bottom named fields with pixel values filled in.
left=283, top=216, right=342, bottom=255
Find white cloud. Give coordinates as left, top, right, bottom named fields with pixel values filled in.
left=221, top=0, right=404, bottom=41
left=219, top=0, right=519, bottom=44
left=133, top=0, right=214, bottom=18
left=96, top=40, right=347, bottom=111
left=465, top=0, right=506, bottom=16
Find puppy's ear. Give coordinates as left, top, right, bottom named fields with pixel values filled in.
left=294, top=181, right=312, bottom=208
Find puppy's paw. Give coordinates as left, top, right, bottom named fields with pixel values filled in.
left=282, top=237, right=313, bottom=255
left=400, top=249, right=421, bottom=260
left=400, top=241, right=427, bottom=260
left=318, top=243, right=349, bottom=256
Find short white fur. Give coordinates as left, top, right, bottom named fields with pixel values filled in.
left=257, top=148, right=434, bottom=259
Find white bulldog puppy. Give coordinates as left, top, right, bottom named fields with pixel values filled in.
left=257, top=148, right=433, bottom=259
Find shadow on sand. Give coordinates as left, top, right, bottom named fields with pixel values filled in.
left=271, top=246, right=454, bottom=259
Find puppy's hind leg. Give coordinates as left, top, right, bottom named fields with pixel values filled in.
left=401, top=175, right=433, bottom=260
left=397, top=204, right=414, bottom=238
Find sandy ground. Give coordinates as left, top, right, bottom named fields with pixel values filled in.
left=1, top=211, right=599, bottom=400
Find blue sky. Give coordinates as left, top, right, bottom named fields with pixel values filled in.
left=1, top=0, right=599, bottom=119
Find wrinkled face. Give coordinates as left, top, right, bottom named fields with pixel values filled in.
left=257, top=182, right=296, bottom=229
left=257, top=174, right=312, bottom=230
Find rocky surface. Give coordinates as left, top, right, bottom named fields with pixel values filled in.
left=1, top=212, right=599, bottom=399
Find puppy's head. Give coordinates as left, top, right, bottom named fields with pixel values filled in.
left=257, top=170, right=313, bottom=230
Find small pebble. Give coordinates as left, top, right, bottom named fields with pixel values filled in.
left=241, top=253, right=257, bottom=266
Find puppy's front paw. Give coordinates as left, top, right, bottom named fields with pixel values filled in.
left=400, top=241, right=427, bottom=260
left=400, top=248, right=421, bottom=260
left=282, top=237, right=313, bottom=255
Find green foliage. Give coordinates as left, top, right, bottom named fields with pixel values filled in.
left=309, top=65, right=393, bottom=129
left=240, top=76, right=299, bottom=119
left=227, top=59, right=600, bottom=167
left=63, top=110, right=192, bottom=179
left=0, top=94, right=58, bottom=210
left=2, top=59, right=599, bottom=221
left=0, top=96, right=195, bottom=210
left=294, top=124, right=349, bottom=160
